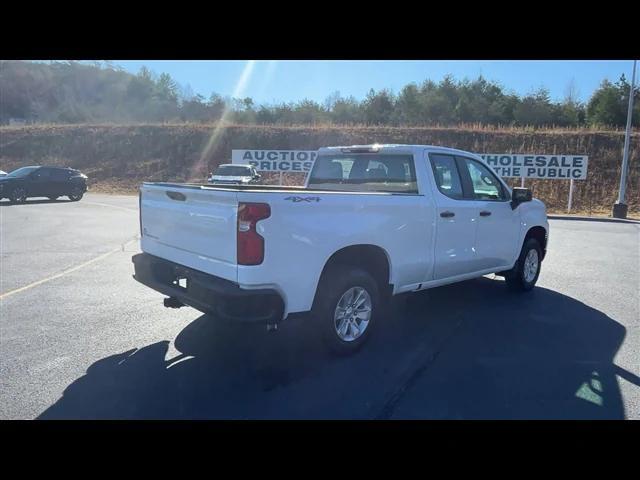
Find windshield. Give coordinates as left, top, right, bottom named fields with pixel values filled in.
left=307, top=154, right=418, bottom=193
left=213, top=165, right=253, bottom=176
left=7, top=166, right=39, bottom=178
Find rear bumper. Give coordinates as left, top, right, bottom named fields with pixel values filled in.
left=132, top=253, right=284, bottom=323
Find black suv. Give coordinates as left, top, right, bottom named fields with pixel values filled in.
left=0, top=166, right=88, bottom=204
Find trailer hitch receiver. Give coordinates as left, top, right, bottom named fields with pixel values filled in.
left=164, top=297, right=184, bottom=309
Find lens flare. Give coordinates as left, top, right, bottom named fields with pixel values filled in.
left=190, top=60, right=256, bottom=180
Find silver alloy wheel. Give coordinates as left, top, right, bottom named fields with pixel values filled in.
left=12, top=187, right=27, bottom=203
left=69, top=187, right=83, bottom=201
left=334, top=286, right=372, bottom=342
left=523, top=248, right=539, bottom=283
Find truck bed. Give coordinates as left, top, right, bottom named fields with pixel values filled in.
left=143, top=182, right=411, bottom=196
left=138, top=181, right=431, bottom=316
left=147, top=182, right=309, bottom=192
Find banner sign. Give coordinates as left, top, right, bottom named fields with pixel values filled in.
left=232, top=150, right=317, bottom=173
left=479, top=154, right=589, bottom=180
left=232, top=150, right=589, bottom=180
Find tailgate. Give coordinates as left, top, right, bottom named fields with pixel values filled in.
left=139, top=183, right=239, bottom=282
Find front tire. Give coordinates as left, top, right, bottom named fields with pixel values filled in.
left=68, top=187, right=84, bottom=201
left=505, top=238, right=542, bottom=292
left=313, top=265, right=380, bottom=355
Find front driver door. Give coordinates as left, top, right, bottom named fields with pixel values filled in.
left=49, top=168, right=70, bottom=197
left=457, top=156, right=521, bottom=271
left=28, top=167, right=53, bottom=197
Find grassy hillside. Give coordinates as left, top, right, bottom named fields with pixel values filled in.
left=1, top=123, right=638, bottom=215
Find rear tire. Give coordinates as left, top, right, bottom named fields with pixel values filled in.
left=313, top=265, right=380, bottom=356
left=505, top=238, right=542, bottom=292
left=9, top=187, right=27, bottom=204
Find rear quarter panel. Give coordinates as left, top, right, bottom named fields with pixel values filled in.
left=236, top=189, right=434, bottom=315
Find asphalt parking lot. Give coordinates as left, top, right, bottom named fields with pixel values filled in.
left=1, top=193, right=638, bottom=419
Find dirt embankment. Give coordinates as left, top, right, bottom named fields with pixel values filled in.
left=1, top=123, right=638, bottom=215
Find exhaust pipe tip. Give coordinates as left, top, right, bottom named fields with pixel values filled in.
left=163, top=297, right=184, bottom=309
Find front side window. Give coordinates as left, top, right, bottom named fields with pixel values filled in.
left=307, top=154, right=418, bottom=193
left=32, top=168, right=52, bottom=179
left=51, top=169, right=69, bottom=181
left=460, top=158, right=507, bottom=201
left=429, top=154, right=464, bottom=199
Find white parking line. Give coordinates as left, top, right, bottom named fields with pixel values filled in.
left=81, top=201, right=138, bottom=213
left=0, top=237, right=139, bottom=300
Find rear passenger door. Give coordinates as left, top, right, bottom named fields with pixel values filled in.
left=427, top=153, right=479, bottom=280
left=457, top=156, right=520, bottom=271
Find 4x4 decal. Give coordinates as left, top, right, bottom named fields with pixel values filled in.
left=284, top=196, right=321, bottom=203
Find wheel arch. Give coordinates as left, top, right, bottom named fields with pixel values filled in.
left=312, top=244, right=392, bottom=308
left=8, top=182, right=28, bottom=200
left=524, top=225, right=548, bottom=260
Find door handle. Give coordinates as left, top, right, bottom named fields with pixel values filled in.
left=440, top=211, right=455, bottom=218
left=480, top=211, right=492, bottom=217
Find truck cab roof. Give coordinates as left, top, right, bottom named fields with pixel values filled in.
left=318, top=144, right=483, bottom=160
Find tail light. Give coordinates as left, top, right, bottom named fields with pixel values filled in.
left=237, top=202, right=270, bottom=265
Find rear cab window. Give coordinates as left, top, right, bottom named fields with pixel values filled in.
left=307, top=154, right=418, bottom=194
left=428, top=153, right=464, bottom=199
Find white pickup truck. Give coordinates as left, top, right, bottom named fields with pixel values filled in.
left=207, top=164, right=261, bottom=185
left=133, top=144, right=548, bottom=355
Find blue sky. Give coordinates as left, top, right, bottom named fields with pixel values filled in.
left=111, top=60, right=636, bottom=105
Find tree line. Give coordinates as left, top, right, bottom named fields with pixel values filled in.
left=1, top=60, right=638, bottom=128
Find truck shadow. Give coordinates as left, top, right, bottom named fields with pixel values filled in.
left=38, top=277, right=637, bottom=419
